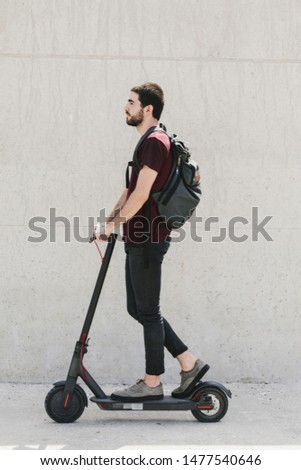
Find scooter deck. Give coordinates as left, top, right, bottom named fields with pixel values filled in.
left=90, top=396, right=213, bottom=411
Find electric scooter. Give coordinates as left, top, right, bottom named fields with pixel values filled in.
left=45, top=234, right=231, bottom=423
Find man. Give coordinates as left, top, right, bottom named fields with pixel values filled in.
left=95, top=83, right=209, bottom=401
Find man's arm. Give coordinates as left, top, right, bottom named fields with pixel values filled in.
left=96, top=165, right=158, bottom=240
left=94, top=188, right=127, bottom=239
left=106, top=188, right=128, bottom=222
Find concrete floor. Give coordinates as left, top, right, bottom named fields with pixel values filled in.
left=0, top=382, right=300, bottom=450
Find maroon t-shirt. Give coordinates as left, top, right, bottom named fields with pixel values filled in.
left=123, top=130, right=172, bottom=245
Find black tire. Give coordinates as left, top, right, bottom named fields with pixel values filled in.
left=191, top=386, right=228, bottom=423
left=45, top=385, right=86, bottom=423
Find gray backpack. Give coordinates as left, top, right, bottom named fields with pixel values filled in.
left=126, top=124, right=202, bottom=230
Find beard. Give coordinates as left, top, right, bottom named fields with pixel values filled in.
left=125, top=109, right=144, bottom=127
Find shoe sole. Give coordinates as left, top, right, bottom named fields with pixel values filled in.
left=171, top=364, right=210, bottom=399
left=111, top=393, right=164, bottom=402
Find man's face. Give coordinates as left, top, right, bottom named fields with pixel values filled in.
left=124, top=92, right=144, bottom=127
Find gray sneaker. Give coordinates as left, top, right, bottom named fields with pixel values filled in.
left=111, top=380, right=164, bottom=402
left=172, top=359, right=210, bottom=399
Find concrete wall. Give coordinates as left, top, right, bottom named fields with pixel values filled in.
left=1, top=0, right=300, bottom=384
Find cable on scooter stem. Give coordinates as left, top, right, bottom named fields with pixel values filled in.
left=89, top=233, right=108, bottom=263
left=78, top=232, right=109, bottom=379
left=93, top=241, right=104, bottom=262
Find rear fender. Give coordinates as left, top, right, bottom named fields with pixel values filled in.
left=190, top=381, right=232, bottom=399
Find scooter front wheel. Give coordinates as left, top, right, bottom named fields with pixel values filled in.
left=191, top=386, right=228, bottom=423
left=45, top=384, right=86, bottom=423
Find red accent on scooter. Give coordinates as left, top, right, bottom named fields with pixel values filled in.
left=80, top=333, right=89, bottom=382
left=64, top=394, right=69, bottom=408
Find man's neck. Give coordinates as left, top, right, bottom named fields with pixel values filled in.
left=137, top=118, right=159, bottom=136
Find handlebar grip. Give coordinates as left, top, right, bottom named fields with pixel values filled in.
left=89, top=234, right=108, bottom=243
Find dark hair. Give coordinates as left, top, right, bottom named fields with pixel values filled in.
left=131, top=82, right=164, bottom=120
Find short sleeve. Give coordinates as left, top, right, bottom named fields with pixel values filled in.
left=139, top=135, right=170, bottom=173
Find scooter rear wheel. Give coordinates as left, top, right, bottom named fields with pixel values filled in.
left=45, top=384, right=86, bottom=423
left=191, top=386, right=228, bottom=423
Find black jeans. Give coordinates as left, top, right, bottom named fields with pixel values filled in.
left=125, top=239, right=188, bottom=375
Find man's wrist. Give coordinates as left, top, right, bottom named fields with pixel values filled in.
left=105, top=221, right=115, bottom=237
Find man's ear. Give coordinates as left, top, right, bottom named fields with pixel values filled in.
left=144, top=104, right=154, bottom=117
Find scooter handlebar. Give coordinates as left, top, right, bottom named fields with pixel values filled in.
left=89, top=233, right=109, bottom=243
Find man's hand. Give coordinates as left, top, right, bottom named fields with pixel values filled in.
left=94, top=222, right=114, bottom=242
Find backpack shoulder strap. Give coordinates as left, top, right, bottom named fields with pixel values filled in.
left=125, top=125, right=158, bottom=188
left=125, top=161, right=134, bottom=188
left=132, top=125, right=158, bottom=172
